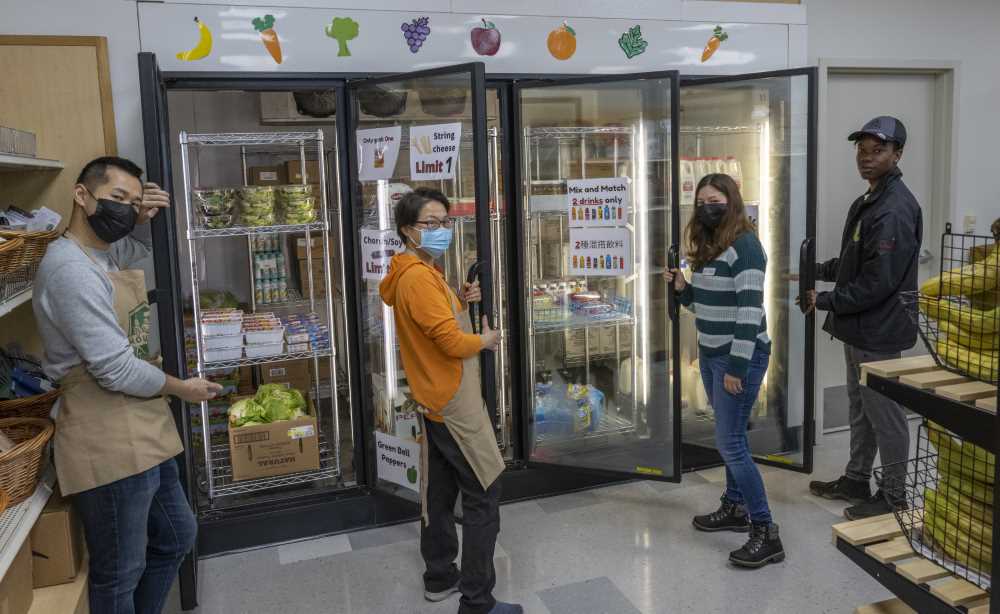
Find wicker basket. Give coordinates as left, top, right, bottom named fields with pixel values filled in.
left=0, top=488, right=8, bottom=516
left=0, top=389, right=60, bottom=420
left=357, top=87, right=408, bottom=118
left=0, top=417, right=54, bottom=505
left=418, top=88, right=468, bottom=117
left=0, top=236, right=26, bottom=276
left=0, top=229, right=59, bottom=276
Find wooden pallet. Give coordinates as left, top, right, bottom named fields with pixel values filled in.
left=860, top=356, right=998, bottom=409
left=838, top=515, right=991, bottom=611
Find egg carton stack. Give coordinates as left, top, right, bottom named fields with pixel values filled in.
left=199, top=309, right=286, bottom=362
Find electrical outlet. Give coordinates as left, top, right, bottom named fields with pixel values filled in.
left=963, top=215, right=977, bottom=234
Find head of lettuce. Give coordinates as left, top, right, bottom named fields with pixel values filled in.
left=228, top=384, right=308, bottom=427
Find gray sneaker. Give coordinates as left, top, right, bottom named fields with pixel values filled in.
left=424, top=581, right=460, bottom=602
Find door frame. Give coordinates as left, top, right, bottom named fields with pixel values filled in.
left=512, top=70, right=684, bottom=483
left=816, top=59, right=959, bottom=438
left=677, top=66, right=819, bottom=475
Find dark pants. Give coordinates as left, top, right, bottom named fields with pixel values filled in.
left=74, top=459, right=197, bottom=614
left=844, top=344, right=911, bottom=496
left=421, top=420, right=501, bottom=614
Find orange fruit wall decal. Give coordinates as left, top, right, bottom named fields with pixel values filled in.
left=547, top=21, right=577, bottom=61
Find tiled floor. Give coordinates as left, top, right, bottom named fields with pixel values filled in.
left=165, top=429, right=908, bottom=614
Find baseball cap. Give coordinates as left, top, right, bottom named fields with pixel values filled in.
left=848, top=116, right=907, bottom=148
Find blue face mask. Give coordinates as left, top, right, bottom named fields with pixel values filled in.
left=415, top=226, right=453, bottom=258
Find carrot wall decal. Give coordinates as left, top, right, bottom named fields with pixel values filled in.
left=701, top=25, right=728, bottom=63
left=253, top=14, right=283, bottom=64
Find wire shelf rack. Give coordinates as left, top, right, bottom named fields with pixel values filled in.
left=207, top=433, right=340, bottom=497
left=201, top=347, right=333, bottom=372
left=183, top=131, right=323, bottom=147
left=189, top=221, right=327, bottom=240
left=533, top=313, right=634, bottom=334
left=875, top=422, right=994, bottom=591
left=535, top=410, right=636, bottom=447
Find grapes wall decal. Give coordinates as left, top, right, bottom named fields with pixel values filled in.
left=401, top=17, right=431, bottom=53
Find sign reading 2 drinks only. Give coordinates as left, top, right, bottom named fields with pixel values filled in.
left=567, top=177, right=632, bottom=276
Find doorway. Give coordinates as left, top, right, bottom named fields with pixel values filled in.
left=816, top=61, right=957, bottom=433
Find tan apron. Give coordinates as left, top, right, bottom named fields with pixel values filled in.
left=54, top=235, right=183, bottom=496
left=412, top=281, right=505, bottom=524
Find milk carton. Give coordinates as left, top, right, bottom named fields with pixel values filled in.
left=680, top=157, right=696, bottom=206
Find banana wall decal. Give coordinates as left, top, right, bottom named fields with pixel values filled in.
left=177, top=17, right=213, bottom=61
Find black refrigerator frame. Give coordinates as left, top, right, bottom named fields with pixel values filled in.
left=137, top=53, right=818, bottom=610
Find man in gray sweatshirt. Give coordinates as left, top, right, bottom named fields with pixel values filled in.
left=33, top=156, right=221, bottom=614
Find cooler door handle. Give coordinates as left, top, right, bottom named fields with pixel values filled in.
left=667, top=245, right=680, bottom=321
left=799, top=237, right=815, bottom=314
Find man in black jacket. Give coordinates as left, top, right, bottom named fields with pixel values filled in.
left=804, top=116, right=923, bottom=520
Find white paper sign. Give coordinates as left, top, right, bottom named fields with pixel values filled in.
left=410, top=122, right=462, bottom=180
left=375, top=431, right=419, bottom=492
left=566, top=177, right=630, bottom=227
left=361, top=228, right=404, bottom=281
left=358, top=126, right=402, bottom=181
left=569, top=227, right=632, bottom=277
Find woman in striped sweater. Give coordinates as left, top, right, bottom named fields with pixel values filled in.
left=664, top=173, right=785, bottom=569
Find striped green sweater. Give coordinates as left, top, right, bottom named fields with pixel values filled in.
left=678, top=232, right=771, bottom=378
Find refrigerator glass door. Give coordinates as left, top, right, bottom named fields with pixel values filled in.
left=677, top=69, right=817, bottom=473
left=347, top=64, right=497, bottom=500
left=517, top=73, right=679, bottom=480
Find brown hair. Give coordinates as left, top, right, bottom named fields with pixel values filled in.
left=684, top=173, right=756, bottom=271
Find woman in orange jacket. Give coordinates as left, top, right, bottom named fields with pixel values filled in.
left=379, top=188, right=521, bottom=614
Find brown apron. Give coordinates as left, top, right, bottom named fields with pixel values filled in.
left=412, top=281, right=505, bottom=524
left=54, top=235, right=183, bottom=496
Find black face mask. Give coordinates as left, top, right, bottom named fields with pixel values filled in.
left=695, top=203, right=728, bottom=229
left=85, top=188, right=137, bottom=243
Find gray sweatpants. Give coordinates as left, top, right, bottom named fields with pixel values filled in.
left=843, top=345, right=910, bottom=495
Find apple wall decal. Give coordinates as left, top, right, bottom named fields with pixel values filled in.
left=471, top=18, right=501, bottom=56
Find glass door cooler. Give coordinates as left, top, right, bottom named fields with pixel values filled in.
left=677, top=69, right=818, bottom=472
left=515, top=73, right=681, bottom=480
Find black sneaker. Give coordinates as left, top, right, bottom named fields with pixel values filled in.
left=844, top=489, right=906, bottom=521
left=809, top=475, right=870, bottom=504
left=729, top=522, right=785, bottom=569
left=693, top=496, right=750, bottom=533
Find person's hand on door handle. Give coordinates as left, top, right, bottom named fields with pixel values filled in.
left=662, top=268, right=687, bottom=292
left=794, top=289, right=817, bottom=315
left=461, top=280, right=482, bottom=304
left=479, top=316, right=500, bottom=352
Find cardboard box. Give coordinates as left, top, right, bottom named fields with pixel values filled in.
left=229, top=411, right=320, bottom=481
left=249, top=165, right=287, bottom=186
left=260, top=361, right=312, bottom=392
left=285, top=160, right=321, bottom=185
left=295, top=237, right=323, bottom=260
left=30, top=490, right=85, bottom=588
left=0, top=540, right=33, bottom=614
left=27, top=560, right=89, bottom=614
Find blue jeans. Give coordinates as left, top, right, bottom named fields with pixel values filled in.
left=699, top=350, right=773, bottom=524
left=73, top=459, right=197, bottom=614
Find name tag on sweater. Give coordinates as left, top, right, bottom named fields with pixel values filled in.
left=702, top=267, right=716, bottom=276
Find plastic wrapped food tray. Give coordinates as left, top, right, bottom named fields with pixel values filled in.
left=200, top=310, right=243, bottom=337
left=204, top=347, right=242, bottom=363
left=244, top=325, right=285, bottom=345
left=203, top=334, right=243, bottom=350
left=244, top=342, right=284, bottom=359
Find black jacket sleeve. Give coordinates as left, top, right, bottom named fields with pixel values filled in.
left=816, top=258, right=840, bottom=283
left=815, top=205, right=919, bottom=315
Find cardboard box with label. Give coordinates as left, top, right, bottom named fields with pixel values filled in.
left=285, top=160, right=321, bottom=185
left=229, top=404, right=320, bottom=481
left=0, top=540, right=33, bottom=614
left=259, top=360, right=311, bottom=392
left=30, top=489, right=85, bottom=588
left=295, top=237, right=324, bottom=260
left=249, top=165, right=287, bottom=186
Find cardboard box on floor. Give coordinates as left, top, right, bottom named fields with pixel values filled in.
left=30, top=487, right=85, bottom=588
left=0, top=540, right=33, bottom=614
left=229, top=398, right=320, bottom=481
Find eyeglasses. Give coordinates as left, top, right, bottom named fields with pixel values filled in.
left=413, top=218, right=453, bottom=230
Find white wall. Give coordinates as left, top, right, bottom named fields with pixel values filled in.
left=0, top=0, right=145, bottom=165
left=807, top=0, right=1000, bottom=234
